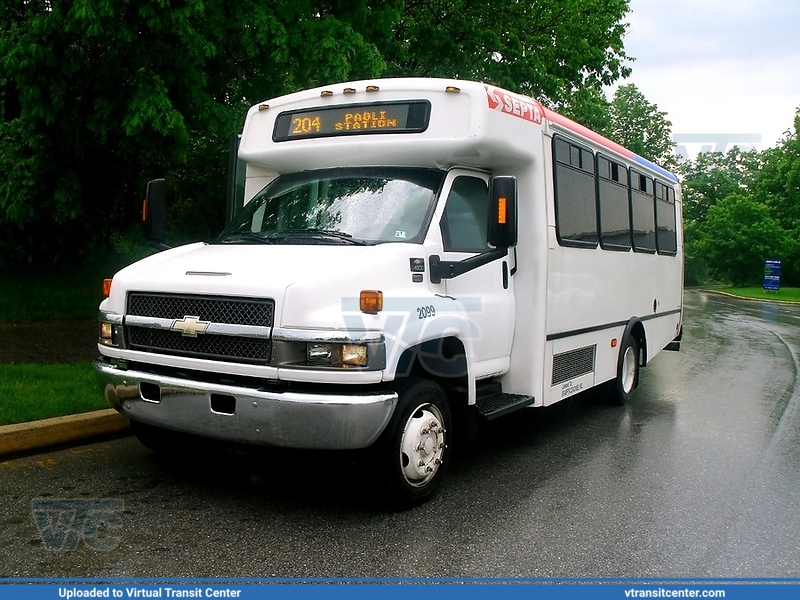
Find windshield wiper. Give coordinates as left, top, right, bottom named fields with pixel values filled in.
left=273, top=229, right=370, bottom=246
left=215, top=232, right=275, bottom=245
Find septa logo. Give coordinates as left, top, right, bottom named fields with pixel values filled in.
left=485, top=86, right=543, bottom=124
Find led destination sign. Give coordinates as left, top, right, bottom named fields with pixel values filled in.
left=273, top=101, right=431, bottom=141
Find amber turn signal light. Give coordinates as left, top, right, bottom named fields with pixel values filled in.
left=360, top=290, right=383, bottom=314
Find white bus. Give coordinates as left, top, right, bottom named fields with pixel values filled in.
left=96, top=78, right=683, bottom=503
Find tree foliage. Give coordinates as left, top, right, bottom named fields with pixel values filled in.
left=679, top=147, right=759, bottom=222
left=0, top=0, right=389, bottom=270
left=606, top=83, right=678, bottom=170
left=384, top=0, right=631, bottom=103
left=693, top=193, right=786, bottom=287
left=681, top=109, right=800, bottom=286
left=3, top=1, right=796, bottom=290
left=1, top=0, right=634, bottom=272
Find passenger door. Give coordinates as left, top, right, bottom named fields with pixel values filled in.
left=437, top=170, right=516, bottom=375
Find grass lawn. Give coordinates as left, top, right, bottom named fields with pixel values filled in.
left=0, top=247, right=154, bottom=425
left=0, top=362, right=107, bottom=426
left=714, top=286, right=800, bottom=303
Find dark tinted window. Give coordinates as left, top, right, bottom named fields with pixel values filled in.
left=655, top=182, right=677, bottom=255
left=630, top=169, right=656, bottom=253
left=597, top=155, right=631, bottom=250
left=441, top=176, right=490, bottom=252
left=554, top=136, right=598, bottom=247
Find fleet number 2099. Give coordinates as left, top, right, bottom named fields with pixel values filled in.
left=417, top=306, right=436, bottom=319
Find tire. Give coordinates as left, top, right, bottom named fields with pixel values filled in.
left=609, top=334, right=640, bottom=406
left=379, top=378, right=452, bottom=505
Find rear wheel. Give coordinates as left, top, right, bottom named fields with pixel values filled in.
left=380, top=379, right=452, bottom=504
left=609, top=334, right=639, bottom=405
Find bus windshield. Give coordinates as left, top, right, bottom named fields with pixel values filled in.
left=217, top=167, right=444, bottom=245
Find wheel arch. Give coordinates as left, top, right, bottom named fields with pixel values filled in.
left=395, top=335, right=469, bottom=386
left=621, top=318, right=647, bottom=368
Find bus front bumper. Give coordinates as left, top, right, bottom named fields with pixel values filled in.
left=94, top=360, right=398, bottom=450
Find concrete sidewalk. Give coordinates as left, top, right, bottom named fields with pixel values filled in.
left=0, top=409, right=130, bottom=457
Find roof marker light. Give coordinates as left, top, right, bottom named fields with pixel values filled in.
left=258, top=104, right=269, bottom=111
left=445, top=86, right=461, bottom=93
left=366, top=85, right=380, bottom=92
left=343, top=87, right=356, bottom=94
left=320, top=90, right=333, bottom=97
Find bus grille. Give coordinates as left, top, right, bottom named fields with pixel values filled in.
left=127, top=293, right=273, bottom=326
left=126, top=293, right=274, bottom=364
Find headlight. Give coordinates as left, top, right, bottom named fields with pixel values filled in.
left=341, top=344, right=368, bottom=366
left=99, top=321, right=122, bottom=347
left=307, top=343, right=368, bottom=367
left=307, top=343, right=333, bottom=363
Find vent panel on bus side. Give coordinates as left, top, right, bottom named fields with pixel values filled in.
left=551, top=345, right=596, bottom=386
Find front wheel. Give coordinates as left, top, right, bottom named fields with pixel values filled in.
left=609, top=334, right=640, bottom=406
left=380, top=379, right=452, bottom=505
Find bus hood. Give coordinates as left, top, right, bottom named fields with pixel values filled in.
left=105, top=242, right=425, bottom=327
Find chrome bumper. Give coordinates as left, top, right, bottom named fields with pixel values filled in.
left=94, top=360, right=398, bottom=450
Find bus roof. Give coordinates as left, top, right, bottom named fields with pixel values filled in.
left=542, top=107, right=679, bottom=183
left=481, top=82, right=678, bottom=182
left=243, top=78, right=679, bottom=184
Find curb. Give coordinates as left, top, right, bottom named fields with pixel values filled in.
left=0, top=409, right=130, bottom=458
left=698, top=288, right=800, bottom=306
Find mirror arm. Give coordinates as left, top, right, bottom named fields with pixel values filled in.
left=429, top=249, right=508, bottom=284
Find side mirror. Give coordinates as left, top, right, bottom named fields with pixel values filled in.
left=143, top=178, right=167, bottom=248
left=225, top=134, right=244, bottom=226
left=488, top=176, right=518, bottom=248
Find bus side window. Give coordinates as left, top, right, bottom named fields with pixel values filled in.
left=597, top=155, right=631, bottom=251
left=553, top=135, right=598, bottom=248
left=630, top=169, right=656, bottom=253
left=655, top=182, right=677, bottom=255
left=440, top=176, right=490, bottom=253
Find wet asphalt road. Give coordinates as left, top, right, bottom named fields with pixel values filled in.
left=1, top=290, right=799, bottom=579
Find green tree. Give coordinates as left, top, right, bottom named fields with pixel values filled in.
left=679, top=147, right=760, bottom=223
left=752, top=108, right=800, bottom=284
left=1, top=0, right=635, bottom=272
left=552, top=84, right=612, bottom=136
left=694, top=193, right=787, bottom=286
left=605, top=83, right=678, bottom=170
left=680, top=110, right=800, bottom=286
left=678, top=146, right=762, bottom=285
left=385, top=0, right=631, bottom=104
left=0, top=0, right=387, bottom=271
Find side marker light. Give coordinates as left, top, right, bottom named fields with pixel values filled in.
left=360, top=290, right=383, bottom=314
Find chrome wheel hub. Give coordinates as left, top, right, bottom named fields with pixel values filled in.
left=621, top=345, right=637, bottom=394
left=399, top=404, right=446, bottom=487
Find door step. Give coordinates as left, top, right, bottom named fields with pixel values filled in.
left=475, top=393, right=535, bottom=420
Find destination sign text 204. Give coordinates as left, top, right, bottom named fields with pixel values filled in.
left=273, top=101, right=430, bottom=141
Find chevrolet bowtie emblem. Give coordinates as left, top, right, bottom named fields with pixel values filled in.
left=171, top=315, right=211, bottom=337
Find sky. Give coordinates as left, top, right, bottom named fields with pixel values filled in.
left=615, top=0, right=800, bottom=159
